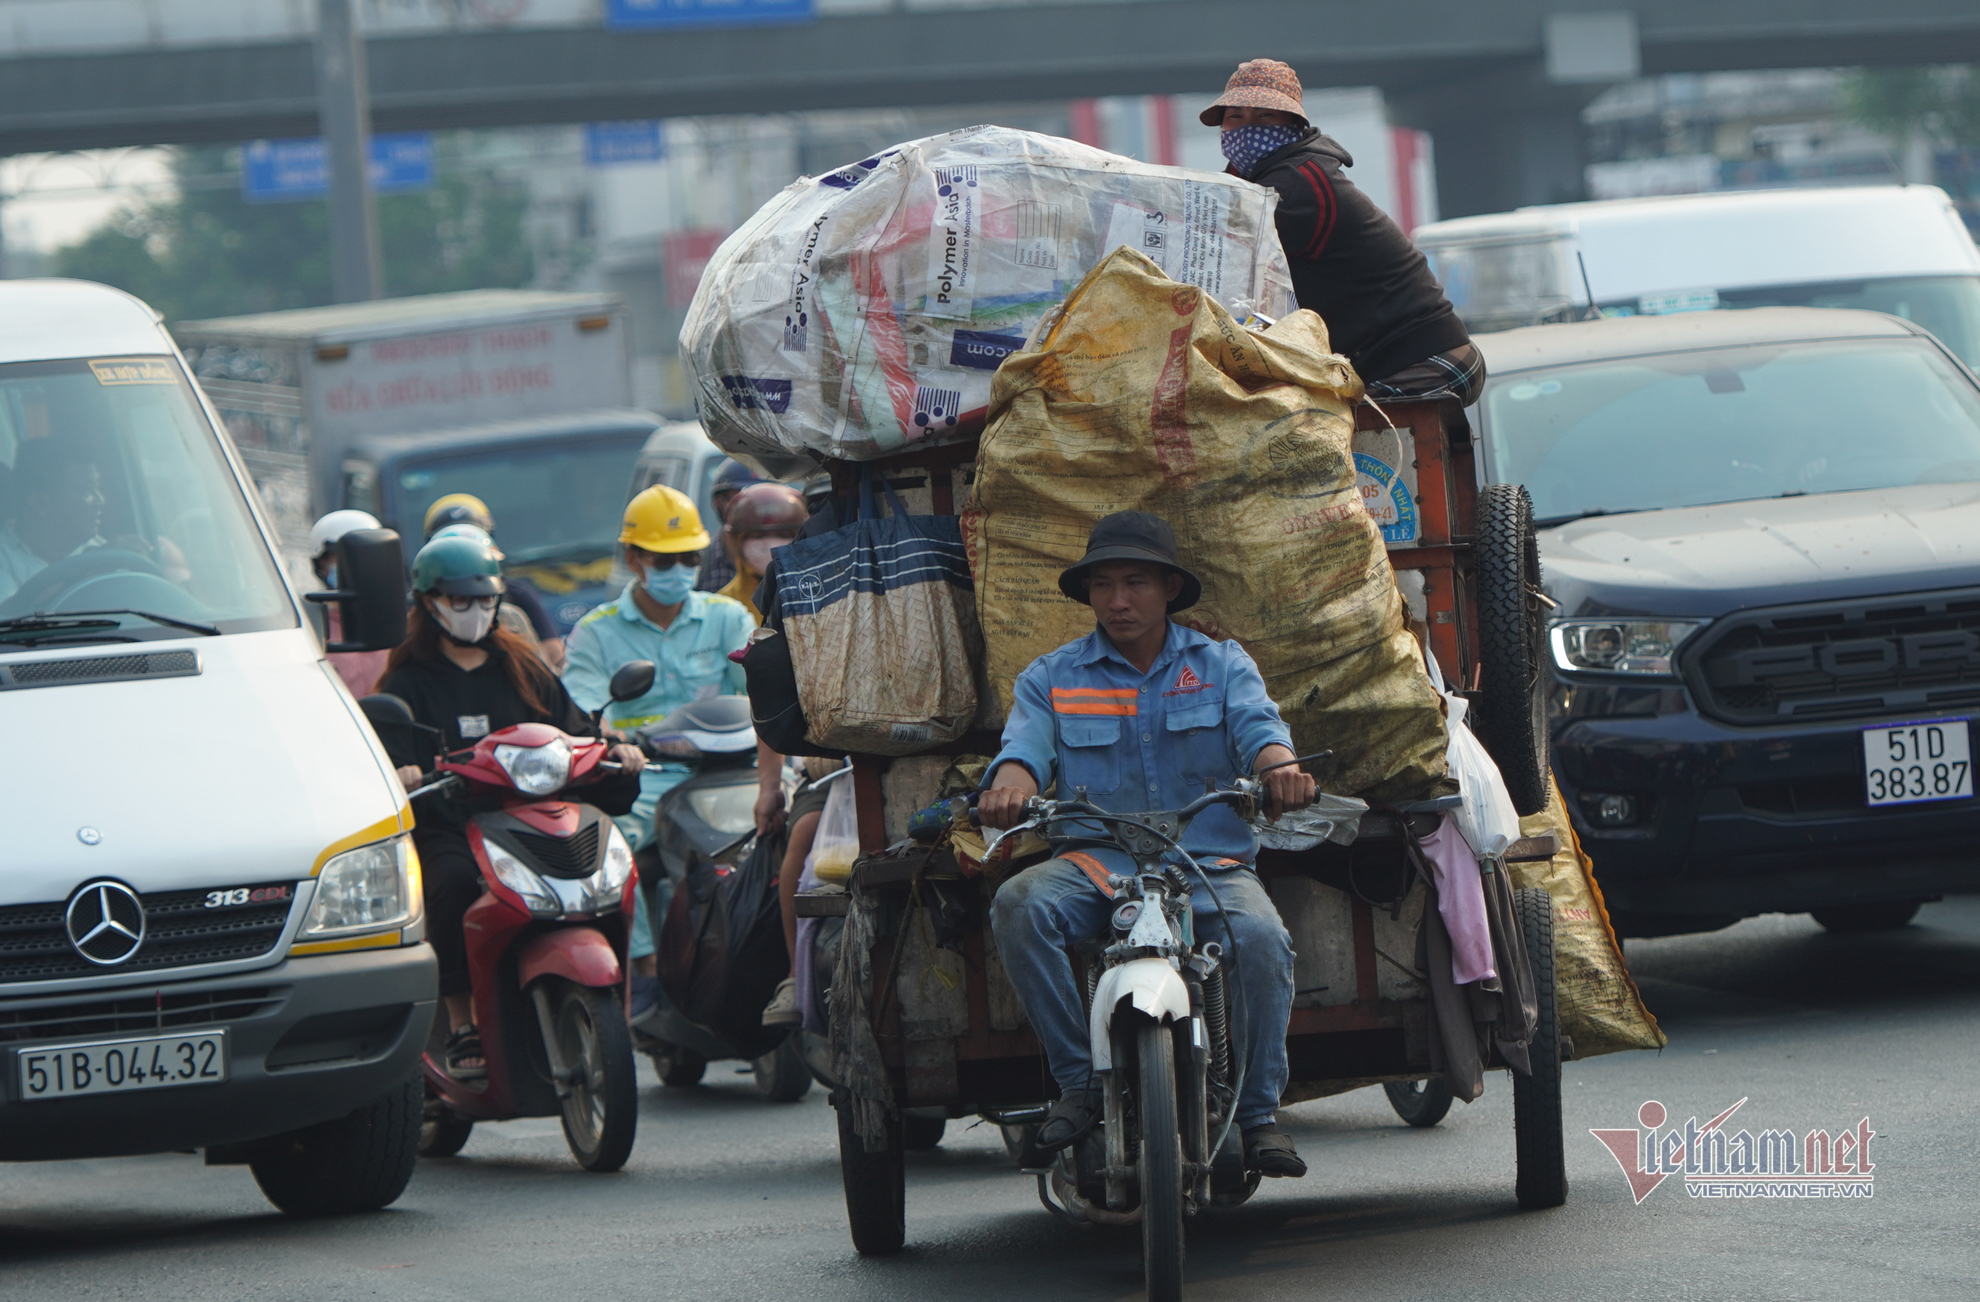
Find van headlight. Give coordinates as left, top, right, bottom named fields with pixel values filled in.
left=302, top=835, right=422, bottom=939
left=1550, top=620, right=1704, bottom=676
left=494, top=738, right=572, bottom=796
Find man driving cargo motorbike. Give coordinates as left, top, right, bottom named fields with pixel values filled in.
left=979, top=512, right=1317, bottom=1178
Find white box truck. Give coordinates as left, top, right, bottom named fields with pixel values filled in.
left=175, top=290, right=661, bottom=623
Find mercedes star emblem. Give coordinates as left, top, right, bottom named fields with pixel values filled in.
left=77, top=827, right=101, bottom=845
left=65, top=880, right=146, bottom=966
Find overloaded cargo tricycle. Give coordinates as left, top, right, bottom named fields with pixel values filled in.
left=791, top=400, right=1566, bottom=1298
left=678, top=125, right=1653, bottom=1302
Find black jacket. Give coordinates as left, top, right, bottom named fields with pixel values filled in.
left=376, top=649, right=639, bottom=827
left=1246, top=130, right=1470, bottom=383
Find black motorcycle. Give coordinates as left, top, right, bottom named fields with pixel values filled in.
left=629, top=696, right=810, bottom=1103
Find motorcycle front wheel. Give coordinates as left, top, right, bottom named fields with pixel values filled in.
left=1138, top=1020, right=1185, bottom=1302
left=554, top=984, right=639, bottom=1172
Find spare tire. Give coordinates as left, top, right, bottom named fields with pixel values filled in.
left=1473, top=484, right=1551, bottom=816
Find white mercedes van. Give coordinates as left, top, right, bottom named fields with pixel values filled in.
left=1414, top=185, right=1980, bottom=369
left=0, top=280, right=433, bottom=1215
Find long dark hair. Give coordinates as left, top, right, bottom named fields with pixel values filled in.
left=385, top=596, right=557, bottom=719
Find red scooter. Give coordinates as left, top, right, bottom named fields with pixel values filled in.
left=361, top=663, right=655, bottom=1172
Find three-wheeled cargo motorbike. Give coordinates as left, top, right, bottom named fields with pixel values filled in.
left=791, top=399, right=1564, bottom=1301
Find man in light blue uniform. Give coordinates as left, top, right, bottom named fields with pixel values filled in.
left=561, top=484, right=783, bottom=1012
left=979, top=512, right=1317, bottom=1179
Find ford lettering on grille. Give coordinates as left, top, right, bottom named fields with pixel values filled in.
left=1688, top=588, right=1980, bottom=724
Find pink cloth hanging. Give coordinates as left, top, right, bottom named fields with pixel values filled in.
left=1421, top=813, right=1497, bottom=985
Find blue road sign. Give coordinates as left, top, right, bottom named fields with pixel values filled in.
left=584, top=120, right=666, bottom=166
left=240, top=132, right=434, bottom=203
left=605, top=0, right=813, bottom=31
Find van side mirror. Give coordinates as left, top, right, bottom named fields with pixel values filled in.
left=306, top=528, right=407, bottom=652
left=609, top=660, right=656, bottom=703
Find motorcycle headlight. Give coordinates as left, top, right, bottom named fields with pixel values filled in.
left=1550, top=620, right=1704, bottom=676
left=687, top=785, right=760, bottom=836
left=577, top=822, right=636, bottom=914
left=494, top=738, right=572, bottom=796
left=484, top=838, right=562, bottom=918
left=302, top=835, right=422, bottom=939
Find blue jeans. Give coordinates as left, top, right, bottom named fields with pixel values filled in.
left=989, top=848, right=1294, bottom=1131
left=623, top=765, right=691, bottom=962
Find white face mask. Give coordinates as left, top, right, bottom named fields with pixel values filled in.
left=741, top=536, right=792, bottom=576
left=433, top=600, right=496, bottom=645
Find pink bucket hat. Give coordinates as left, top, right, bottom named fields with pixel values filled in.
left=1199, top=59, right=1308, bottom=127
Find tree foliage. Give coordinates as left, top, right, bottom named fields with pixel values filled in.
left=1842, top=67, right=1980, bottom=151
left=55, top=142, right=539, bottom=322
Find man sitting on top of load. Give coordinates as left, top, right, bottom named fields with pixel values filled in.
left=1205, top=59, right=1483, bottom=407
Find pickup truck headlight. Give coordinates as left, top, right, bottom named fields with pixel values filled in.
left=1551, top=620, right=1704, bottom=676
left=302, top=834, right=421, bottom=939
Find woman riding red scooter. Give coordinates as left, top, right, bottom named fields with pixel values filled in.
left=375, top=536, right=646, bottom=1079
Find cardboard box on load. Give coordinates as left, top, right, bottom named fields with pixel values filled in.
left=682, top=125, right=1299, bottom=464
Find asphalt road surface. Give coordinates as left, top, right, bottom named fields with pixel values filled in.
left=6, top=897, right=1979, bottom=1302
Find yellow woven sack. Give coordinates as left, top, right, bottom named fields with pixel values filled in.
left=963, top=247, right=1449, bottom=802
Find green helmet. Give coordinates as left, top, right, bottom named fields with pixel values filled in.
left=411, top=535, right=506, bottom=597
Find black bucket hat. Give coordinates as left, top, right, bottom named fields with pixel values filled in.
left=1057, top=511, right=1203, bottom=613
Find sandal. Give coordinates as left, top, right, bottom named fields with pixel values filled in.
left=1243, top=1125, right=1308, bottom=1179
left=445, top=1025, right=487, bottom=1081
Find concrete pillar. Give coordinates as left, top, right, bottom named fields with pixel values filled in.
left=1389, top=61, right=1606, bottom=218
left=316, top=0, right=382, bottom=303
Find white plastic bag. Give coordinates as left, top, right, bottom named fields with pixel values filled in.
left=681, top=124, right=1297, bottom=462
left=804, top=772, right=861, bottom=884
left=1425, top=652, right=1522, bottom=858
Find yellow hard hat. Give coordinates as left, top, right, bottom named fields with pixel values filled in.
left=619, top=484, right=710, bottom=553
left=424, top=492, right=493, bottom=537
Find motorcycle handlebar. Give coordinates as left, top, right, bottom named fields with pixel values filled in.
left=972, top=779, right=1263, bottom=830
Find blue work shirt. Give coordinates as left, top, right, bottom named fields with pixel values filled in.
left=561, top=583, right=755, bottom=818
left=988, top=622, right=1294, bottom=867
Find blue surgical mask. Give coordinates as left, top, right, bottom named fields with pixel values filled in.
left=1220, top=123, right=1304, bottom=178
left=643, top=562, right=697, bottom=605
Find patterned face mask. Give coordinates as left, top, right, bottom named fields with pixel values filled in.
left=1219, top=123, right=1305, bottom=178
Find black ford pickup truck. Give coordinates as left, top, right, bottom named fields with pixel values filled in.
left=1473, top=307, right=1980, bottom=936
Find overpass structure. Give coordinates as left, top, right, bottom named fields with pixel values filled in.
left=3, top=0, right=1979, bottom=216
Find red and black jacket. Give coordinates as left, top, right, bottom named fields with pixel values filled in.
left=1243, top=130, right=1470, bottom=384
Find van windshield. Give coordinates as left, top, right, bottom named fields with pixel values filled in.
left=0, top=357, right=293, bottom=637
left=1482, top=338, right=1980, bottom=525
left=1713, top=276, right=1980, bottom=372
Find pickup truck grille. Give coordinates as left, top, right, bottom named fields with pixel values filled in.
left=0, top=882, right=298, bottom=984
left=1686, top=587, right=1980, bottom=725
